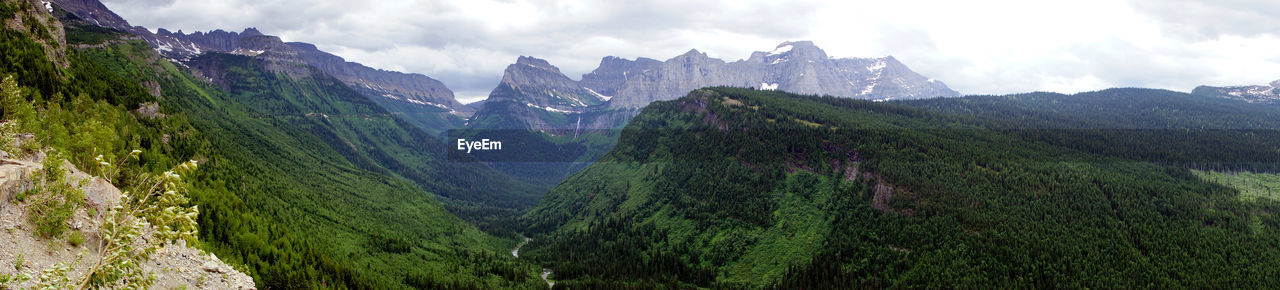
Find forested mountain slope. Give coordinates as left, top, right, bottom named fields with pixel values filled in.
left=521, top=87, right=1280, bottom=288
left=0, top=1, right=543, bottom=287
left=80, top=36, right=541, bottom=290
left=181, top=51, right=544, bottom=208
left=903, top=89, right=1280, bottom=170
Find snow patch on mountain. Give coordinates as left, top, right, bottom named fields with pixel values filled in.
left=232, top=49, right=264, bottom=56
left=761, top=83, right=779, bottom=91
left=527, top=103, right=578, bottom=114
left=867, top=60, right=887, bottom=72
left=585, top=87, right=612, bottom=101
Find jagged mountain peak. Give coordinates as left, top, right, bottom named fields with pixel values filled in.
left=241, top=27, right=263, bottom=36
left=672, top=48, right=711, bottom=61
left=494, top=57, right=603, bottom=108
left=763, top=40, right=827, bottom=60
left=515, top=56, right=561, bottom=74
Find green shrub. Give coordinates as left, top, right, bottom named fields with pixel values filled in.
left=67, top=230, right=84, bottom=247
left=80, top=157, right=198, bottom=289
left=26, top=155, right=85, bottom=238
left=0, top=120, right=17, bottom=155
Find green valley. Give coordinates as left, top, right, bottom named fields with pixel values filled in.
left=1, top=1, right=544, bottom=287
left=81, top=39, right=541, bottom=289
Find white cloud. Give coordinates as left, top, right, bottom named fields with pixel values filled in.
left=100, top=0, right=1280, bottom=97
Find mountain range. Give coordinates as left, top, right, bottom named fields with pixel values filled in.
left=468, top=41, right=959, bottom=131
left=51, top=0, right=960, bottom=135
left=49, top=0, right=470, bottom=135
left=586, top=41, right=958, bottom=108
left=460, top=41, right=960, bottom=184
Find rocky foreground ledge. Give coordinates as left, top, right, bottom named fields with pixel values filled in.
left=0, top=151, right=254, bottom=289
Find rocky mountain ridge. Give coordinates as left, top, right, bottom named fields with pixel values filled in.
left=488, top=56, right=607, bottom=112
left=584, top=41, right=959, bottom=108
left=468, top=41, right=957, bottom=131
left=1192, top=79, right=1280, bottom=104
left=47, top=0, right=471, bottom=116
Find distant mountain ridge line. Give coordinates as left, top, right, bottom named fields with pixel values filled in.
left=48, top=0, right=471, bottom=117
left=1193, top=78, right=1280, bottom=104
left=50, top=0, right=961, bottom=115
left=580, top=40, right=960, bottom=108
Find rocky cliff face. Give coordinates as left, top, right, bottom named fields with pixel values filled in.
left=467, top=56, right=619, bottom=130
left=585, top=41, right=959, bottom=108
left=489, top=56, right=605, bottom=110
left=287, top=42, right=470, bottom=115
left=1192, top=79, right=1280, bottom=104
left=39, top=0, right=130, bottom=34
left=578, top=56, right=661, bottom=97
left=5, top=0, right=69, bottom=68
left=158, top=27, right=260, bottom=53
left=48, top=0, right=204, bottom=59
left=48, top=0, right=470, bottom=117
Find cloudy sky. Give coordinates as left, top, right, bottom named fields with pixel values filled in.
left=101, top=0, right=1280, bottom=103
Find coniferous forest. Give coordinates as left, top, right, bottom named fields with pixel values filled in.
left=2, top=0, right=1279, bottom=288
left=522, top=87, right=1280, bottom=288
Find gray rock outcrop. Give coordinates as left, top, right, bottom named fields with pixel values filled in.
left=0, top=153, right=255, bottom=289
left=488, top=56, right=606, bottom=110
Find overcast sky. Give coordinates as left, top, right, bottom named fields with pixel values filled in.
left=101, top=0, right=1280, bottom=103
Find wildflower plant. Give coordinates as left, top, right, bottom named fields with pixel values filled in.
left=79, top=155, right=199, bottom=289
